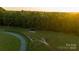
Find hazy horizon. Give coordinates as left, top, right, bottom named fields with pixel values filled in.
left=3, top=7, right=79, bottom=12
left=3, top=7, right=56, bottom=12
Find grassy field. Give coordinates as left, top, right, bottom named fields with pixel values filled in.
left=0, top=26, right=79, bottom=51
left=23, top=31, right=79, bottom=51
left=0, top=26, right=29, bottom=51
left=0, top=32, right=20, bottom=51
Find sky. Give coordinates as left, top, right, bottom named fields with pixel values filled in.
left=1, top=0, right=79, bottom=12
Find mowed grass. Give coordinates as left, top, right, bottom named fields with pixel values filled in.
left=1, top=26, right=79, bottom=51
left=23, top=31, right=79, bottom=51
left=0, top=26, right=29, bottom=51
left=0, top=32, right=20, bottom=51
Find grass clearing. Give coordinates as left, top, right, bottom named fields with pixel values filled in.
left=0, top=26, right=79, bottom=51
left=23, top=31, right=79, bottom=51
left=0, top=32, right=20, bottom=51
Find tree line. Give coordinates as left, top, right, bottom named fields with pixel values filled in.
left=0, top=7, right=79, bottom=34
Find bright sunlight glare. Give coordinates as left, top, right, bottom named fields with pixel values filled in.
left=1, top=0, right=79, bottom=12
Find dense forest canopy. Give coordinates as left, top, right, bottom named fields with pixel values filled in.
left=0, top=7, right=79, bottom=34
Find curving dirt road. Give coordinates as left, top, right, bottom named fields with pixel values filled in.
left=4, top=32, right=27, bottom=51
